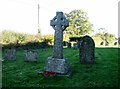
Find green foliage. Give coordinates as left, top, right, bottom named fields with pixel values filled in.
left=37, top=32, right=42, bottom=42
left=1, top=30, right=40, bottom=44
left=104, top=33, right=116, bottom=43
left=2, top=48, right=119, bottom=87
left=42, top=34, right=54, bottom=45
left=2, top=30, right=18, bottom=44
left=63, top=33, right=70, bottom=42
left=1, top=30, right=55, bottom=45
left=65, top=10, right=94, bottom=36
left=16, top=33, right=26, bottom=43
left=95, top=28, right=116, bottom=43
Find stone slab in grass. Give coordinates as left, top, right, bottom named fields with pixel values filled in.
left=4, top=48, right=16, bottom=60
left=24, top=50, right=38, bottom=62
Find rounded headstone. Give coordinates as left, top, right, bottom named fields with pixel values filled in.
left=79, top=35, right=95, bottom=64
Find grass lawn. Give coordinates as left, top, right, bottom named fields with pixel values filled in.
left=2, top=47, right=119, bottom=88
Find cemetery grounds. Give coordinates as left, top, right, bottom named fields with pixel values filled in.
left=1, top=46, right=119, bottom=88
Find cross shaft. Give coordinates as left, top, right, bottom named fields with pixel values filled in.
left=50, top=12, right=69, bottom=59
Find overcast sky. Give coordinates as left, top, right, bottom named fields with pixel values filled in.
left=0, top=0, right=119, bottom=37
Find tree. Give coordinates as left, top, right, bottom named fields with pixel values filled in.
left=65, top=10, right=94, bottom=36
left=2, top=30, right=17, bottom=44
left=42, top=34, right=54, bottom=45
left=95, top=28, right=116, bottom=45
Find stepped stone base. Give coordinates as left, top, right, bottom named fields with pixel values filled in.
left=44, top=56, right=70, bottom=74
left=38, top=56, right=71, bottom=76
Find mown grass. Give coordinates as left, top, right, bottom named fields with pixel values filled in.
left=2, top=47, right=119, bottom=88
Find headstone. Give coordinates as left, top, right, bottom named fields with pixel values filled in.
left=78, top=38, right=83, bottom=48
left=100, top=41, right=104, bottom=45
left=79, top=35, right=95, bottom=64
left=114, top=42, right=118, bottom=45
left=105, top=41, right=109, bottom=46
left=44, top=12, right=71, bottom=76
left=67, top=42, right=71, bottom=48
left=73, top=43, right=78, bottom=49
left=63, top=41, right=67, bottom=46
left=4, top=48, right=16, bottom=60
left=24, top=50, right=38, bottom=62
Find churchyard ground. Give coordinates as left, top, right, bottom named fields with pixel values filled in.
left=2, top=47, right=119, bottom=88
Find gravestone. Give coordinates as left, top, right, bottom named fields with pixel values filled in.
left=4, top=48, right=16, bottom=60
left=114, top=42, right=118, bottom=45
left=78, top=38, right=83, bottom=48
left=63, top=41, right=67, bottom=46
left=79, top=35, right=95, bottom=64
left=73, top=43, right=78, bottom=49
left=24, top=50, right=38, bottom=62
left=67, top=42, right=71, bottom=48
left=43, top=12, right=71, bottom=76
left=105, top=41, right=109, bottom=46
left=100, top=41, right=104, bottom=45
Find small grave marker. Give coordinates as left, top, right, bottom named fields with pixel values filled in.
left=73, top=43, right=78, bottom=49
left=4, top=48, right=16, bottom=60
left=67, top=42, right=71, bottom=48
left=24, top=50, right=38, bottom=62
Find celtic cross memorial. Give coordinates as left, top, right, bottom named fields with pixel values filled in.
left=42, top=12, right=70, bottom=76
left=50, top=12, right=69, bottom=59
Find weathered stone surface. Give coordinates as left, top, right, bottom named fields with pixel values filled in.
left=50, top=12, right=69, bottom=59
left=73, top=43, right=78, bottom=49
left=44, top=57, right=70, bottom=74
left=79, top=35, right=95, bottom=64
left=43, top=12, right=70, bottom=76
left=24, top=50, right=38, bottom=62
left=78, top=38, right=83, bottom=48
left=67, top=42, right=71, bottom=48
left=4, top=49, right=16, bottom=60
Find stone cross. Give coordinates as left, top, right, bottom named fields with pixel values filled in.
left=50, top=12, right=69, bottom=59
